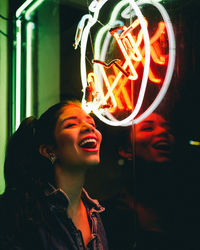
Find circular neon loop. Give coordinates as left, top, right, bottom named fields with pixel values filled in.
left=80, top=0, right=151, bottom=126
left=80, top=0, right=107, bottom=95
left=93, top=0, right=150, bottom=126
left=126, top=0, right=176, bottom=125
left=101, top=0, right=176, bottom=125
left=80, top=0, right=175, bottom=126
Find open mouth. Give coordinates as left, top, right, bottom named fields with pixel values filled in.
left=79, top=137, right=97, bottom=149
left=152, top=141, right=170, bottom=152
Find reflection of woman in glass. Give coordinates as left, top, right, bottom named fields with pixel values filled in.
left=102, top=112, right=176, bottom=250
left=0, top=101, right=108, bottom=250
left=130, top=112, right=175, bottom=232
left=133, top=112, right=175, bottom=163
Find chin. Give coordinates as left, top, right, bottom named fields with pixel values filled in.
left=151, top=150, right=172, bottom=163
left=83, top=156, right=100, bottom=166
left=154, top=156, right=171, bottom=163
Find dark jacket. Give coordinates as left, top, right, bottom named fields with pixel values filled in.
left=0, top=184, right=108, bottom=250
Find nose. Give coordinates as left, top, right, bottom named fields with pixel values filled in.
left=80, top=121, right=95, bottom=133
left=155, top=126, right=169, bottom=137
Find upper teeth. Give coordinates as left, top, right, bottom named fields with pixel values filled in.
left=79, top=138, right=97, bottom=146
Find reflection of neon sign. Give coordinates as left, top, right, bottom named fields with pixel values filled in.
left=75, top=0, right=175, bottom=126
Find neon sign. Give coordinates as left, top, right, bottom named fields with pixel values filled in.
left=14, top=0, right=44, bottom=132
left=75, top=0, right=175, bottom=126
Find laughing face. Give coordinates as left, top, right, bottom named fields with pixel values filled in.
left=53, top=104, right=102, bottom=170
left=134, top=113, right=174, bottom=163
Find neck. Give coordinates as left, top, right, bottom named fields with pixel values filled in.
left=54, top=164, right=92, bottom=247
left=54, top=164, right=86, bottom=213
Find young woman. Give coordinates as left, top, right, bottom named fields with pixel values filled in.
left=0, top=100, right=108, bottom=250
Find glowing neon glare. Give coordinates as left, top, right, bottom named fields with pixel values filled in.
left=99, top=65, right=118, bottom=107
left=189, top=140, right=200, bottom=146
left=109, top=20, right=166, bottom=84
left=93, top=59, right=130, bottom=77
left=14, top=0, right=45, bottom=131
left=87, top=72, right=105, bottom=102
left=79, top=0, right=150, bottom=126
left=111, top=31, right=139, bottom=80
left=111, top=73, right=133, bottom=110
left=131, top=0, right=175, bottom=125
left=110, top=19, right=143, bottom=62
left=77, top=0, right=175, bottom=126
left=25, top=0, right=45, bottom=20
left=140, top=57, right=162, bottom=83
left=79, top=0, right=109, bottom=92
left=16, top=0, right=33, bottom=18
left=93, top=19, right=166, bottom=110
left=74, top=14, right=91, bottom=49
left=26, top=22, right=34, bottom=117
left=94, top=0, right=151, bottom=126
left=16, top=20, right=22, bottom=130
left=92, top=0, right=137, bottom=84
left=79, top=0, right=132, bottom=110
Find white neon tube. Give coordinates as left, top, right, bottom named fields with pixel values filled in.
left=80, top=0, right=110, bottom=113
left=25, top=0, right=45, bottom=20
left=80, top=0, right=150, bottom=123
left=79, top=0, right=175, bottom=127
left=127, top=0, right=176, bottom=125
left=16, top=0, right=33, bottom=18
left=15, top=20, right=22, bottom=130
left=92, top=0, right=151, bottom=126
left=26, top=22, right=34, bottom=117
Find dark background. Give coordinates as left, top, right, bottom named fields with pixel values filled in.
left=8, top=0, right=200, bottom=206
left=8, top=1, right=200, bottom=248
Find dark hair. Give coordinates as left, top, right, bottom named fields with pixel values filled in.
left=4, top=100, right=81, bottom=192
left=0, top=100, right=82, bottom=239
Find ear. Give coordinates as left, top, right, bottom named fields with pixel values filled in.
left=39, top=144, right=55, bottom=159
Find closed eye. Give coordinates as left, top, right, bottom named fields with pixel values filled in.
left=65, top=123, right=96, bottom=129
left=64, top=123, right=77, bottom=128
left=141, top=126, right=154, bottom=132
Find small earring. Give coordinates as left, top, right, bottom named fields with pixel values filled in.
left=49, top=153, right=56, bottom=165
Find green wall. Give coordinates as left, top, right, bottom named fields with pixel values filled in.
left=0, top=0, right=60, bottom=194
left=37, top=2, right=60, bottom=116
left=0, top=0, right=8, bottom=194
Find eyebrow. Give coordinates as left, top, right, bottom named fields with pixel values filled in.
left=140, top=120, right=170, bottom=126
left=61, top=115, right=94, bottom=124
left=140, top=120, right=154, bottom=124
left=61, top=116, right=78, bottom=122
